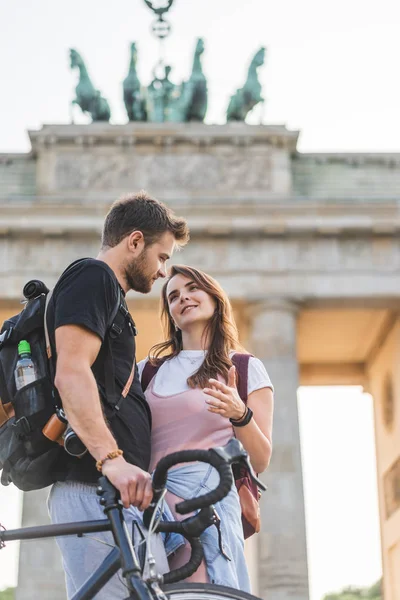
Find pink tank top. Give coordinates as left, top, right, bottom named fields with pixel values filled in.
left=145, top=377, right=234, bottom=473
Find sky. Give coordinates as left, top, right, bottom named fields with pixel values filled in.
left=1, top=0, right=400, bottom=153
left=298, top=387, right=381, bottom=600
left=0, top=0, right=387, bottom=597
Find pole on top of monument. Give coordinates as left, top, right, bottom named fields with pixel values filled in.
left=143, top=0, right=175, bottom=40
left=142, top=0, right=175, bottom=84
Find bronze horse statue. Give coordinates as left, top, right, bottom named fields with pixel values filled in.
left=69, top=49, right=111, bottom=122
left=227, top=47, right=266, bottom=121
left=123, top=42, right=146, bottom=121
left=185, top=38, right=207, bottom=121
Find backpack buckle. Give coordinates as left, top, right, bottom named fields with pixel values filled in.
left=13, top=416, right=31, bottom=437
left=110, top=323, right=122, bottom=337
left=0, top=327, right=14, bottom=349
left=119, top=303, right=129, bottom=317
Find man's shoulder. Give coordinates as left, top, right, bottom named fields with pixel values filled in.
left=56, top=258, right=119, bottom=292
left=50, top=259, right=121, bottom=338
left=63, top=258, right=116, bottom=279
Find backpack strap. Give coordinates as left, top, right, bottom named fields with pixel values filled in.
left=231, top=353, right=253, bottom=404
left=141, top=359, right=165, bottom=392
left=103, top=289, right=138, bottom=411
left=44, top=258, right=92, bottom=363
left=44, top=289, right=54, bottom=361
left=141, top=354, right=253, bottom=396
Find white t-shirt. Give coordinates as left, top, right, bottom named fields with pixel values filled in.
left=138, top=350, right=273, bottom=397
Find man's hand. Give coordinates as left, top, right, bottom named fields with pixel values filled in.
left=101, top=456, right=153, bottom=510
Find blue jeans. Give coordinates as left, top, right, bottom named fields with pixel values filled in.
left=48, top=481, right=184, bottom=600
left=165, top=462, right=251, bottom=592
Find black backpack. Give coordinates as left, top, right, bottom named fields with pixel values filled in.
left=0, top=261, right=126, bottom=491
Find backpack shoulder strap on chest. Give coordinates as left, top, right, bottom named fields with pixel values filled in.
left=141, top=359, right=165, bottom=392
left=231, top=353, right=253, bottom=404
left=103, top=289, right=137, bottom=410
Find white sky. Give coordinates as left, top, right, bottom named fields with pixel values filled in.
left=0, top=0, right=385, bottom=596
left=1, top=0, right=400, bottom=153
left=298, top=387, right=381, bottom=600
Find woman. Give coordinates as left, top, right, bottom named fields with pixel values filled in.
left=138, top=265, right=274, bottom=591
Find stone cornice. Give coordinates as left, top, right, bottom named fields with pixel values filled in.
left=1, top=200, right=400, bottom=236
left=244, top=298, right=302, bottom=318
left=295, top=152, right=400, bottom=168
left=28, top=123, right=300, bottom=154
left=0, top=154, right=33, bottom=162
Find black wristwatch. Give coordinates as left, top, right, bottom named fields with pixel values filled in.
left=230, top=407, right=253, bottom=427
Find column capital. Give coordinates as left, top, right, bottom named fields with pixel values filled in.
left=245, top=297, right=302, bottom=319
left=244, top=296, right=301, bottom=360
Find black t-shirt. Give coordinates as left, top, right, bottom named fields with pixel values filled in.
left=48, top=258, right=151, bottom=483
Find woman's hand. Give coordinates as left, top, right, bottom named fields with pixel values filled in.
left=203, top=366, right=246, bottom=420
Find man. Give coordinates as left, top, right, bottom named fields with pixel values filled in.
left=47, top=191, right=189, bottom=598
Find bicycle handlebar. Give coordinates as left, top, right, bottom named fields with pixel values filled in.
left=146, top=438, right=266, bottom=524
left=142, top=438, right=267, bottom=583
left=151, top=448, right=234, bottom=515
left=0, top=439, right=266, bottom=593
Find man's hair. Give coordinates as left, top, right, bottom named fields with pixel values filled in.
left=101, top=191, right=189, bottom=249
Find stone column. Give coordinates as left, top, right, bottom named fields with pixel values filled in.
left=246, top=299, right=309, bottom=600
left=17, top=488, right=66, bottom=600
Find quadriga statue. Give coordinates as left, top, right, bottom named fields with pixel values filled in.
left=185, top=37, right=207, bottom=121
left=226, top=47, right=266, bottom=121
left=69, top=48, right=111, bottom=122
left=123, top=42, right=146, bottom=121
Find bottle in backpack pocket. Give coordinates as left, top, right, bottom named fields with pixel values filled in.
left=13, top=340, right=45, bottom=418
left=15, top=340, right=37, bottom=390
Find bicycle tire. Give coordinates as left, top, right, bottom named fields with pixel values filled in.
left=162, top=582, right=261, bottom=600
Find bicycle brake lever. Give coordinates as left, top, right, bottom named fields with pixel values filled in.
left=211, top=438, right=267, bottom=492
left=211, top=438, right=247, bottom=464
left=239, top=457, right=267, bottom=491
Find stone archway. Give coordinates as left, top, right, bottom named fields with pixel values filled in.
left=1, top=122, right=400, bottom=600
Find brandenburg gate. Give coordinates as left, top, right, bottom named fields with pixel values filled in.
left=1, top=121, right=399, bottom=599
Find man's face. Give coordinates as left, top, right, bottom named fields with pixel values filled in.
left=125, top=231, right=175, bottom=294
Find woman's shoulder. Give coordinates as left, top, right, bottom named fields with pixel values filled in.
left=230, top=352, right=265, bottom=373
left=230, top=352, right=273, bottom=393
left=137, top=355, right=175, bottom=379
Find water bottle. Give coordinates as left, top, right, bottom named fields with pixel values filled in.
left=14, top=340, right=45, bottom=419
left=14, top=340, right=37, bottom=390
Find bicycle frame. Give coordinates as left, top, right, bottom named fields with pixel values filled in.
left=1, top=478, right=153, bottom=600
left=1, top=439, right=265, bottom=600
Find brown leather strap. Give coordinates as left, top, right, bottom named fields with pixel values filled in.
left=121, top=358, right=136, bottom=398
left=0, top=401, right=15, bottom=427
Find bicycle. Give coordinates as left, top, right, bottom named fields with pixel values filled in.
left=0, top=438, right=266, bottom=600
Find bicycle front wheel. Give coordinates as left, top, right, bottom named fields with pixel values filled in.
left=162, top=582, right=261, bottom=600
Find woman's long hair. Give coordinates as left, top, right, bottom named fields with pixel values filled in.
left=149, top=265, right=246, bottom=388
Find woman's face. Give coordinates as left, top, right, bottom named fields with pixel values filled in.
left=166, top=273, right=217, bottom=331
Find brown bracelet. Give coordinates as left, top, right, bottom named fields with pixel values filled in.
left=96, top=449, right=123, bottom=472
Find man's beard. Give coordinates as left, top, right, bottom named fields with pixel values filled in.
left=124, top=250, right=154, bottom=293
